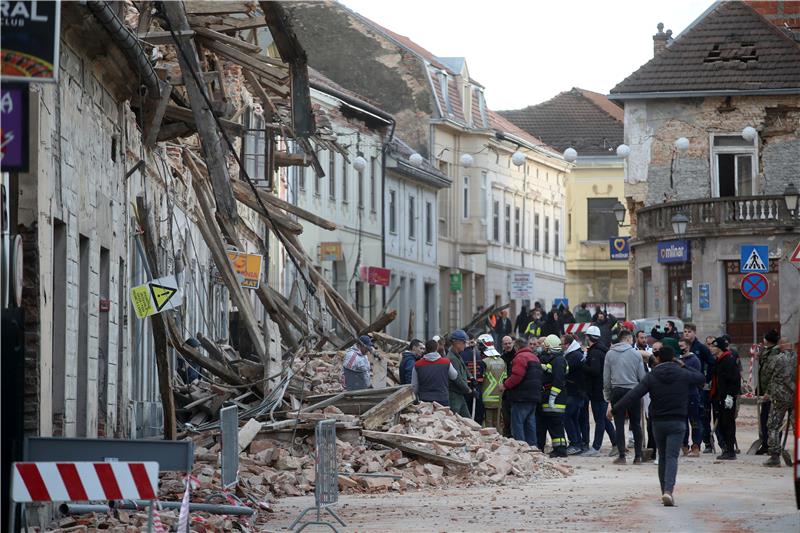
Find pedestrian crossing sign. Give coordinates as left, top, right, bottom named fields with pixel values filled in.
left=740, top=245, right=768, bottom=273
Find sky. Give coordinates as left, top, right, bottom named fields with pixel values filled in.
left=340, top=0, right=706, bottom=110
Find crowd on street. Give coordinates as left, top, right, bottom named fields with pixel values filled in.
left=341, top=303, right=797, bottom=507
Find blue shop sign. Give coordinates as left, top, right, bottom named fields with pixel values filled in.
left=657, top=239, right=690, bottom=264
left=609, top=237, right=630, bottom=260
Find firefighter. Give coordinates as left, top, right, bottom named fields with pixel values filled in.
left=537, top=334, right=569, bottom=457
left=477, top=333, right=507, bottom=431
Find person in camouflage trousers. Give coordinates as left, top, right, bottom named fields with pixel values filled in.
left=759, top=329, right=796, bottom=467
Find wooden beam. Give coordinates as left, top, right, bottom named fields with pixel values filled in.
left=134, top=198, right=177, bottom=440
left=231, top=179, right=337, bottom=231
left=185, top=2, right=256, bottom=15
left=139, top=29, right=195, bottom=45
left=197, top=332, right=229, bottom=365
left=162, top=1, right=239, bottom=228
left=274, top=151, right=310, bottom=167
left=230, top=180, right=304, bottom=234
left=157, top=122, right=193, bottom=142
left=198, top=37, right=288, bottom=84
left=243, top=68, right=276, bottom=122
left=362, top=434, right=472, bottom=467
left=165, top=103, right=245, bottom=136
left=360, top=385, right=415, bottom=430
left=142, top=79, right=172, bottom=148
left=361, top=430, right=465, bottom=448
left=193, top=26, right=263, bottom=54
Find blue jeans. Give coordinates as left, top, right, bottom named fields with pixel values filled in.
left=591, top=399, right=617, bottom=450
left=684, top=397, right=703, bottom=447
left=511, top=401, right=538, bottom=446
left=653, top=419, right=685, bottom=493
left=564, top=395, right=588, bottom=447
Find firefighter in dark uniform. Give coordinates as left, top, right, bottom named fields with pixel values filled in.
left=537, top=334, right=569, bottom=457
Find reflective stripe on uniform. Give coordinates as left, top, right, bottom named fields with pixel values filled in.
left=552, top=438, right=567, bottom=446
left=542, top=404, right=566, bottom=413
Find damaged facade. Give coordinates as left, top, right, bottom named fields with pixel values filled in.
left=610, top=0, right=800, bottom=342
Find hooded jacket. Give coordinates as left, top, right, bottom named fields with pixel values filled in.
left=603, top=341, right=646, bottom=402
left=711, top=351, right=741, bottom=401
left=502, top=347, right=542, bottom=403
left=541, top=311, right=563, bottom=337
left=680, top=351, right=702, bottom=401
left=612, top=361, right=705, bottom=421
left=399, top=351, right=418, bottom=385
left=583, top=340, right=609, bottom=402
left=564, top=340, right=586, bottom=397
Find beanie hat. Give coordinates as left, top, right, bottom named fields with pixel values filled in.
left=763, top=329, right=780, bottom=344
left=712, top=336, right=729, bottom=350
left=544, top=334, right=561, bottom=350
left=451, top=329, right=468, bottom=342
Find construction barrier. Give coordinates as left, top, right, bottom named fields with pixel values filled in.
left=564, top=322, right=592, bottom=334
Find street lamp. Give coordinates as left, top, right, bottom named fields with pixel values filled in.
left=784, top=182, right=799, bottom=214
left=459, top=153, right=474, bottom=168
left=353, top=156, right=367, bottom=173
left=612, top=200, right=629, bottom=227
left=742, top=126, right=758, bottom=142
left=511, top=150, right=526, bottom=167
left=409, top=153, right=423, bottom=167
left=675, top=137, right=690, bottom=153
left=563, top=147, right=578, bottom=163
left=671, top=212, right=689, bottom=235
left=616, top=144, right=631, bottom=158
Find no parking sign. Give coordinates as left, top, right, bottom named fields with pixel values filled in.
left=740, top=272, right=768, bottom=301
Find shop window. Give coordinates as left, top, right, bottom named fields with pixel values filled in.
left=712, top=135, right=757, bottom=197
left=668, top=263, right=692, bottom=321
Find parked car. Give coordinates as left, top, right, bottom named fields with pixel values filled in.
left=631, top=316, right=685, bottom=340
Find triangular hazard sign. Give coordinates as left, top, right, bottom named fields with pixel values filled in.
left=791, top=242, right=800, bottom=264
left=149, top=283, right=178, bottom=311
left=743, top=249, right=766, bottom=271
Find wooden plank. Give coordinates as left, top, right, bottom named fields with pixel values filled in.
left=186, top=2, right=256, bottom=15
left=197, top=332, right=229, bottom=365
left=142, top=79, right=172, bottom=148
left=139, top=30, right=195, bottom=45
left=164, top=316, right=247, bottom=387
left=362, top=435, right=472, bottom=467
left=133, top=198, right=177, bottom=440
left=193, top=26, right=263, bottom=54
left=274, top=151, right=311, bottom=167
left=360, top=385, right=415, bottom=430
left=232, top=179, right=337, bottom=231
left=230, top=180, right=304, bottom=234
left=361, top=430, right=465, bottom=448
left=198, top=37, right=288, bottom=83
left=163, top=1, right=239, bottom=228
left=165, top=103, right=245, bottom=136
left=243, top=69, right=276, bottom=122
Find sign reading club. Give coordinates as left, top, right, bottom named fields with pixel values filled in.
left=657, top=239, right=690, bottom=264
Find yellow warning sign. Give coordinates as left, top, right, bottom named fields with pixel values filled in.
left=130, top=275, right=182, bottom=319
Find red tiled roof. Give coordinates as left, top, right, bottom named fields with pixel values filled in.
left=611, top=1, right=800, bottom=95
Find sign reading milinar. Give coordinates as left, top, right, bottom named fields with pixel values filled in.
left=509, top=271, right=534, bottom=300
left=1, top=1, right=61, bottom=82
left=657, top=239, right=690, bottom=264
left=130, top=275, right=182, bottom=319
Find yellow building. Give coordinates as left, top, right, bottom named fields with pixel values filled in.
left=500, top=88, right=629, bottom=316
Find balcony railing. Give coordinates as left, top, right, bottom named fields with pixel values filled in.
left=635, top=195, right=799, bottom=241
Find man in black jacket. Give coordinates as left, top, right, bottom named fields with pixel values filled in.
left=583, top=326, right=616, bottom=455
left=500, top=335, right=517, bottom=437
left=683, top=323, right=715, bottom=453
left=612, top=346, right=705, bottom=507
left=563, top=334, right=589, bottom=455
left=710, top=336, right=741, bottom=460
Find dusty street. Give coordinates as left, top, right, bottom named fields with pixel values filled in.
left=267, top=404, right=798, bottom=532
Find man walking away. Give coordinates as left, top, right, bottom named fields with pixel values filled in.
left=501, top=336, right=518, bottom=437
left=760, top=330, right=796, bottom=467
left=710, top=337, right=740, bottom=460
left=494, top=309, right=513, bottom=345
left=563, top=334, right=588, bottom=455
left=412, top=339, right=458, bottom=405
left=342, top=336, right=373, bottom=391
left=604, top=328, right=647, bottom=464
left=574, top=303, right=592, bottom=324
left=584, top=326, right=616, bottom=456
left=499, top=339, right=543, bottom=447
left=515, top=306, right=530, bottom=337
left=538, top=335, right=569, bottom=457
left=446, top=330, right=474, bottom=418
left=400, top=339, right=424, bottom=385
left=678, top=337, right=703, bottom=456
left=612, top=346, right=705, bottom=507
left=684, top=323, right=715, bottom=453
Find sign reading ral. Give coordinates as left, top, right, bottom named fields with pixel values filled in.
left=698, top=283, right=710, bottom=310
left=1, top=1, right=62, bottom=83
left=609, top=237, right=630, bottom=260
left=740, top=244, right=768, bottom=273
left=509, top=271, right=534, bottom=300
left=130, top=275, right=182, bottom=319
left=657, top=239, right=690, bottom=264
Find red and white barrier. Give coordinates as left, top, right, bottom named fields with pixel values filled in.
left=564, top=322, right=593, bottom=334
left=11, top=462, right=159, bottom=503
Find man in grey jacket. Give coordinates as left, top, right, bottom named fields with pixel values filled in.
left=604, top=328, right=647, bottom=464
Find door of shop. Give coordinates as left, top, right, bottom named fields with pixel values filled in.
left=725, top=260, right=780, bottom=344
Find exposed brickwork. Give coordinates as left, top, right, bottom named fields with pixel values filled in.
left=21, top=223, right=40, bottom=436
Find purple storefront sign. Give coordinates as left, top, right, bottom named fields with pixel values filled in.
left=1, top=85, right=29, bottom=172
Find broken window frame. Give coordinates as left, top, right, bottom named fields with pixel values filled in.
left=710, top=133, right=758, bottom=198
left=240, top=109, right=270, bottom=189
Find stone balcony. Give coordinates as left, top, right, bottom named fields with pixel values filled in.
left=634, top=195, right=800, bottom=242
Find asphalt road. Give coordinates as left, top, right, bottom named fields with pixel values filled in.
left=267, top=404, right=799, bottom=532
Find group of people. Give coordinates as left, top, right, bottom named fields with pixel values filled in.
left=342, top=311, right=796, bottom=508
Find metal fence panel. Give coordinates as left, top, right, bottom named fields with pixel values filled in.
left=315, top=419, right=338, bottom=506
left=220, top=404, right=239, bottom=489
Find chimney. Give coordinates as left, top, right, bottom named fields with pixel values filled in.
left=653, top=22, right=668, bottom=56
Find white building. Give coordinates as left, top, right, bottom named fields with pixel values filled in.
left=384, top=139, right=451, bottom=340
left=290, top=72, right=393, bottom=328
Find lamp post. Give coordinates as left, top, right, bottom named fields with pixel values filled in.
left=784, top=182, right=799, bottom=216
left=670, top=212, right=689, bottom=235
left=612, top=200, right=629, bottom=228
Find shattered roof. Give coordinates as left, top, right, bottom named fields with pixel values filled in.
left=498, top=88, right=623, bottom=155
left=610, top=0, right=800, bottom=96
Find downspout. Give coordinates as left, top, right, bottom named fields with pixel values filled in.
left=381, top=119, right=396, bottom=311
left=85, top=1, right=161, bottom=98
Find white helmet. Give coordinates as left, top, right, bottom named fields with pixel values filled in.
left=477, top=334, right=501, bottom=356
left=586, top=325, right=601, bottom=338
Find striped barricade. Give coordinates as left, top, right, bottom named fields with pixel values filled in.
left=564, top=322, right=593, bottom=334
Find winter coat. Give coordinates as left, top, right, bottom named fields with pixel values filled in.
left=342, top=346, right=371, bottom=391
left=760, top=344, right=797, bottom=406
left=574, top=307, right=592, bottom=324
left=613, top=361, right=705, bottom=421
left=583, top=341, right=608, bottom=402
left=690, top=338, right=715, bottom=383
left=680, top=352, right=702, bottom=401
left=494, top=316, right=513, bottom=340
left=515, top=310, right=530, bottom=336
left=412, top=352, right=458, bottom=405
left=593, top=317, right=616, bottom=346
left=564, top=341, right=587, bottom=398
left=711, top=351, right=741, bottom=401
left=446, top=348, right=472, bottom=417
left=503, top=347, right=543, bottom=403
left=399, top=351, right=417, bottom=385
left=603, top=341, right=647, bottom=402
left=541, top=312, right=563, bottom=337
left=540, top=348, right=567, bottom=414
